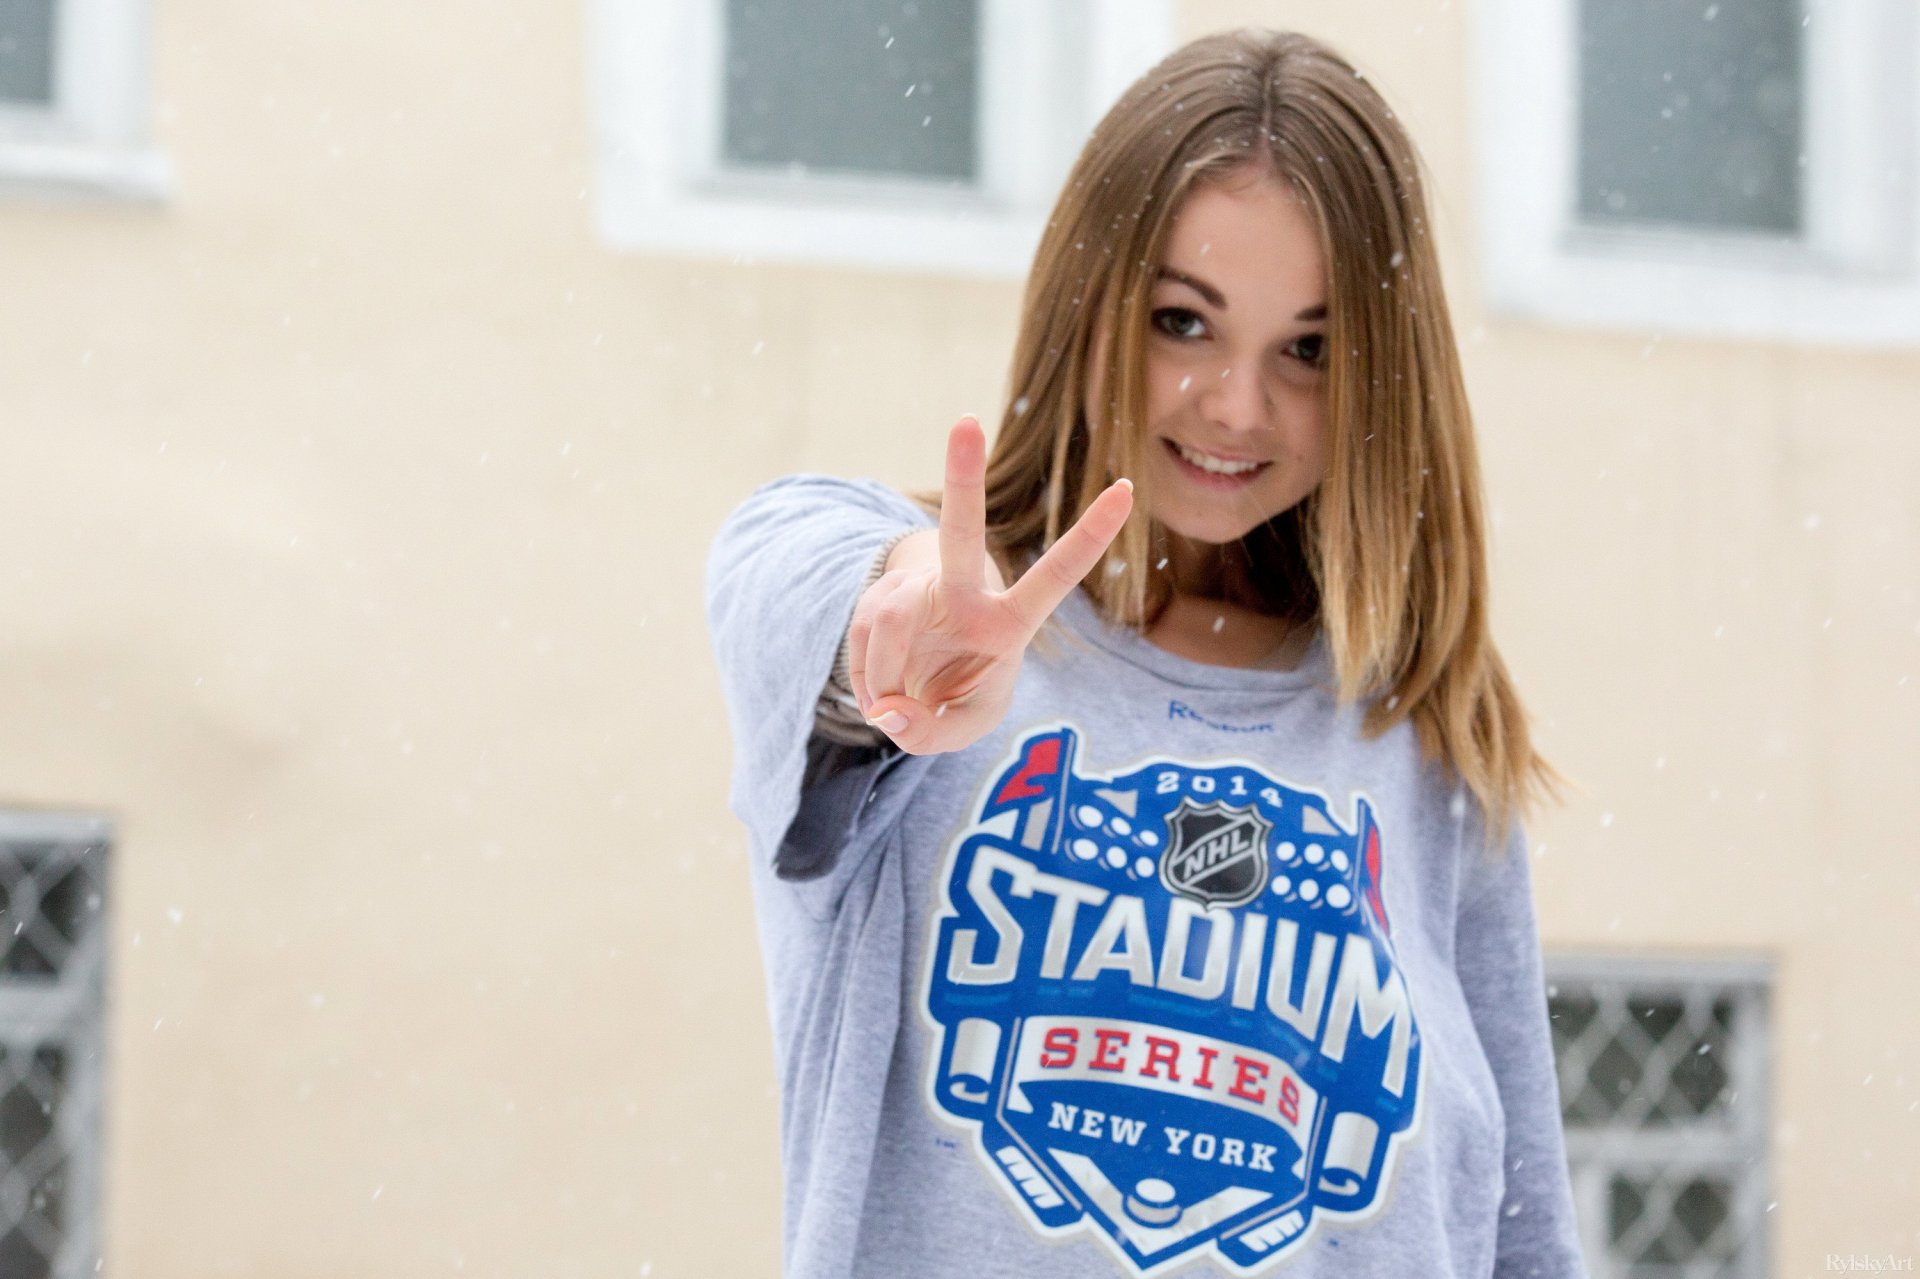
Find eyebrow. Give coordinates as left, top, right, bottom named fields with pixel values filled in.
left=1156, top=267, right=1326, bottom=321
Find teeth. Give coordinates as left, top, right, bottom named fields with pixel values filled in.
left=1174, top=442, right=1264, bottom=475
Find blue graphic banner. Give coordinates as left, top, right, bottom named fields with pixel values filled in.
left=921, top=724, right=1424, bottom=1274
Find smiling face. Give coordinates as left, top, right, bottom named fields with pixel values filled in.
left=1131, top=170, right=1331, bottom=589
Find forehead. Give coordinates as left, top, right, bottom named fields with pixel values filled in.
left=1158, top=174, right=1325, bottom=307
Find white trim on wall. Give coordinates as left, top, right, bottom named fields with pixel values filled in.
left=588, top=0, right=1175, bottom=277
left=0, top=0, right=169, bottom=201
left=1474, top=0, right=1919, bottom=347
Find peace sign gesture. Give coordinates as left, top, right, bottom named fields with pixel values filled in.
left=847, top=415, right=1134, bottom=756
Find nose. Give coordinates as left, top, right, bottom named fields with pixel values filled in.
left=1195, top=360, right=1271, bottom=435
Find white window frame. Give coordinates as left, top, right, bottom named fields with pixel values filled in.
left=0, top=0, right=167, bottom=200
left=1474, top=0, right=1920, bottom=347
left=1544, top=951, right=1773, bottom=1279
left=588, top=0, right=1174, bottom=277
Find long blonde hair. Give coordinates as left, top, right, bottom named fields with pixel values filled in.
left=909, top=28, right=1568, bottom=852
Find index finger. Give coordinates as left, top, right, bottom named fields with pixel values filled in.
left=1002, top=477, right=1133, bottom=635
left=939, top=415, right=988, bottom=593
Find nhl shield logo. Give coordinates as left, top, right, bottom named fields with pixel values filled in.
left=1160, top=799, right=1272, bottom=907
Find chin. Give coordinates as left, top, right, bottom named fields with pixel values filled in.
left=1157, top=510, right=1270, bottom=547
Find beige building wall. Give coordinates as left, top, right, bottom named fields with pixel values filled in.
left=0, top=0, right=1911, bottom=1274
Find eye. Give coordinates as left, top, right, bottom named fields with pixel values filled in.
left=1287, top=333, right=1327, bottom=368
left=1150, top=307, right=1209, bottom=341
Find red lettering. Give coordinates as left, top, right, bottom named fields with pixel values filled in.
left=1141, top=1036, right=1182, bottom=1082
left=1278, top=1075, right=1301, bottom=1125
left=1228, top=1055, right=1269, bottom=1104
left=1038, top=1026, right=1078, bottom=1069
left=1193, top=1046, right=1219, bottom=1090
left=1090, top=1028, right=1130, bottom=1072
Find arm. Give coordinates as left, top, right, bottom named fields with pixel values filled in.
left=1454, top=825, right=1590, bottom=1278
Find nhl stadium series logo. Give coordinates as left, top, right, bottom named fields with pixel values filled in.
left=920, top=724, right=1422, bottom=1275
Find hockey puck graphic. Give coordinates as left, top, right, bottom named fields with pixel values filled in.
left=1125, top=1178, right=1182, bottom=1227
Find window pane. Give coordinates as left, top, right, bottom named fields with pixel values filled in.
left=1610, top=1172, right=1741, bottom=1274
left=0, top=844, right=98, bottom=979
left=0, top=0, right=56, bottom=106
left=1551, top=987, right=1737, bottom=1129
left=1576, top=0, right=1803, bottom=235
left=722, top=0, right=979, bottom=183
left=0, top=1041, right=67, bottom=1279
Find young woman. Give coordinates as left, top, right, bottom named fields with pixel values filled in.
left=707, top=28, right=1584, bottom=1279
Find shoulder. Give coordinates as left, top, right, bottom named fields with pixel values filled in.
left=739, top=473, right=934, bottom=518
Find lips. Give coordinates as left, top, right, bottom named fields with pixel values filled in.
left=1164, top=438, right=1271, bottom=484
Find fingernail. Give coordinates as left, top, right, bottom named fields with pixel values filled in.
left=1116, top=477, right=1133, bottom=492
left=869, top=711, right=908, bottom=733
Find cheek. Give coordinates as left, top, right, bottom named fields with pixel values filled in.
left=1143, top=356, right=1195, bottom=427
left=1279, top=403, right=1332, bottom=483
left=1307, top=422, right=1334, bottom=485
left=1136, top=337, right=1213, bottom=418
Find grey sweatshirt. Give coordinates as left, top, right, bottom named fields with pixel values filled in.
left=705, top=474, right=1588, bottom=1278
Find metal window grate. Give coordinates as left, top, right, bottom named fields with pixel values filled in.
left=0, top=813, right=109, bottom=1279
left=1545, top=955, right=1770, bottom=1279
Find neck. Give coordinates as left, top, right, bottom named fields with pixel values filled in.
left=1163, top=532, right=1256, bottom=605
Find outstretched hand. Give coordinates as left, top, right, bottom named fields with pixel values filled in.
left=847, top=415, right=1133, bottom=756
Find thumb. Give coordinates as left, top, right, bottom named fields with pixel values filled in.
left=863, top=694, right=937, bottom=753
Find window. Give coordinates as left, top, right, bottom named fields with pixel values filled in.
left=0, top=0, right=167, bottom=199
left=588, top=0, right=1175, bottom=276
left=0, top=811, right=110, bottom=1279
left=1545, top=953, right=1772, bottom=1279
left=1474, top=0, right=1920, bottom=345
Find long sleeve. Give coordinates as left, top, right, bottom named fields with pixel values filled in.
left=1454, top=822, right=1590, bottom=1278
left=703, top=474, right=938, bottom=868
